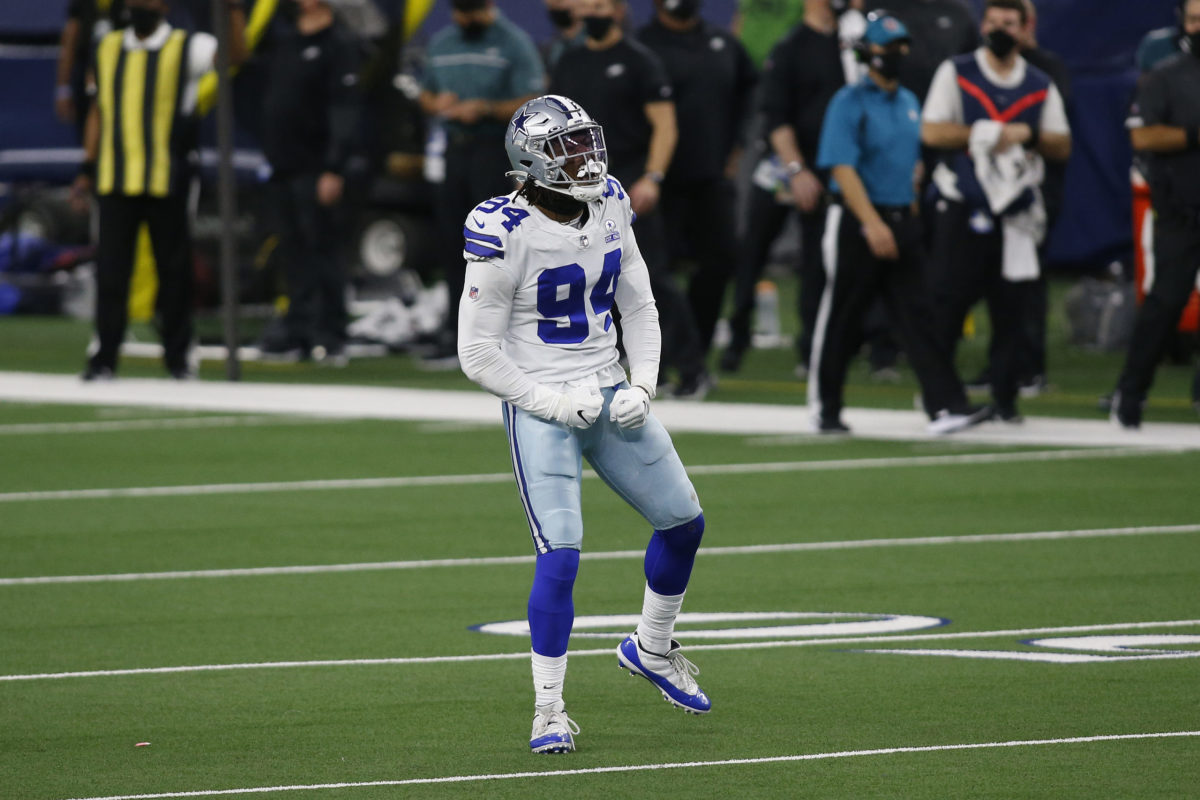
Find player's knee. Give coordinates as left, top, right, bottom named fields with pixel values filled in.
left=532, top=547, right=580, bottom=598
left=656, top=512, right=705, bottom=555
left=539, top=508, right=584, bottom=551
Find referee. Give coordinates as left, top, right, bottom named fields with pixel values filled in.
left=1112, top=0, right=1200, bottom=428
left=73, top=0, right=247, bottom=380
left=809, top=12, right=984, bottom=435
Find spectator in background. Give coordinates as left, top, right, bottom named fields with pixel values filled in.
left=73, top=0, right=247, bottom=381
left=921, top=0, right=1071, bottom=423
left=542, top=0, right=584, bottom=71
left=864, top=0, right=978, bottom=102
left=967, top=0, right=1072, bottom=397
left=551, top=0, right=709, bottom=398
left=731, top=0, right=804, bottom=69
left=56, top=0, right=127, bottom=132
left=811, top=11, right=987, bottom=435
left=256, top=0, right=365, bottom=365
left=721, top=0, right=855, bottom=378
left=418, top=0, right=545, bottom=368
left=1111, top=0, right=1200, bottom=428
left=640, top=0, right=757, bottom=364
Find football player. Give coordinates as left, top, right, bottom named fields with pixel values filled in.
left=457, top=95, right=711, bottom=754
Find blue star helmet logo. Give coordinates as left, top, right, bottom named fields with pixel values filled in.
left=512, top=109, right=535, bottom=134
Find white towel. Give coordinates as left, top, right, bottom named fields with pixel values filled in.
left=968, top=121, right=1046, bottom=282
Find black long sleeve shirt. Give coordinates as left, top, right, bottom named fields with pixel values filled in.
left=637, top=18, right=757, bottom=185
left=759, top=23, right=845, bottom=171
left=261, top=21, right=363, bottom=177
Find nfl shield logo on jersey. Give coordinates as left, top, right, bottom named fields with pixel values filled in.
left=577, top=234, right=591, bottom=249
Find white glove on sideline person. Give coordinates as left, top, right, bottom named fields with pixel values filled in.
left=609, top=384, right=651, bottom=429
left=552, top=384, right=604, bottom=429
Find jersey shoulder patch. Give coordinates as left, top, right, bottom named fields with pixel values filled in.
left=463, top=194, right=529, bottom=261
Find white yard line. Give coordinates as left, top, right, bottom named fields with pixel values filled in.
left=0, top=446, right=1175, bottom=504
left=3, top=370, right=1200, bottom=449
left=0, top=416, right=328, bottom=435
left=54, top=730, right=1200, bottom=800
left=2, top=523, right=1197, bottom=586
left=5, top=619, right=1198, bottom=683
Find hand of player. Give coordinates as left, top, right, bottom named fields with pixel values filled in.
left=554, top=385, right=604, bottom=429
left=862, top=218, right=899, bottom=260
left=629, top=176, right=661, bottom=216
left=316, top=172, right=344, bottom=206
left=789, top=169, right=822, bottom=213
left=995, top=122, right=1032, bottom=153
left=453, top=99, right=490, bottom=125
left=609, top=385, right=651, bottom=429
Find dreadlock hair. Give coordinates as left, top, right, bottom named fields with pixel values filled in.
left=517, top=179, right=587, bottom=219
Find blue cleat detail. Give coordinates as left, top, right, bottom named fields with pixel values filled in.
left=530, top=702, right=579, bottom=754
left=617, top=633, right=711, bottom=714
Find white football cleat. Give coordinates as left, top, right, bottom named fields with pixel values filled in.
left=617, top=633, right=711, bottom=714
left=529, top=700, right=579, bottom=754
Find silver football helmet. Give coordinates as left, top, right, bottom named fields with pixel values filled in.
left=505, top=95, right=608, bottom=202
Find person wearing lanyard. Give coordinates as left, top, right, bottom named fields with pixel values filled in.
left=810, top=11, right=986, bottom=435
left=1112, top=0, right=1200, bottom=428
left=417, top=0, right=545, bottom=367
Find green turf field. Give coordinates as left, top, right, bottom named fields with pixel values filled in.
left=1, top=400, right=1197, bottom=799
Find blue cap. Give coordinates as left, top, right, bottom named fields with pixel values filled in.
left=863, top=11, right=911, bottom=46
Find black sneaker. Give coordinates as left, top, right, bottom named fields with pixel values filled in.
left=674, top=370, right=714, bottom=401
left=81, top=363, right=115, bottom=382
left=1110, top=391, right=1142, bottom=430
left=812, top=415, right=851, bottom=434
left=992, top=404, right=1024, bottom=424
left=718, top=344, right=746, bottom=373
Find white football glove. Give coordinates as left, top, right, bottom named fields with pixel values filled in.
left=609, top=385, right=651, bottom=429
left=552, top=385, right=604, bottom=429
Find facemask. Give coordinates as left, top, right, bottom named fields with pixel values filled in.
left=870, top=51, right=905, bottom=81
left=460, top=20, right=488, bottom=41
left=664, top=0, right=700, bottom=21
left=583, top=15, right=614, bottom=40
left=548, top=8, right=573, bottom=29
left=984, top=29, right=1018, bottom=58
left=128, top=6, right=162, bottom=37
left=1185, top=31, right=1200, bottom=57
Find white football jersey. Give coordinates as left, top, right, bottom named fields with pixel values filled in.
left=458, top=177, right=657, bottom=390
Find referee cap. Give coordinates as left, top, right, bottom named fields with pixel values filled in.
left=863, top=11, right=911, bottom=46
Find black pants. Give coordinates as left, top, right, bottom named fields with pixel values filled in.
left=1117, top=213, right=1200, bottom=403
left=267, top=173, right=347, bottom=349
left=809, top=204, right=967, bottom=421
left=660, top=178, right=740, bottom=356
left=929, top=199, right=1034, bottom=412
left=435, top=136, right=514, bottom=341
left=90, top=192, right=193, bottom=373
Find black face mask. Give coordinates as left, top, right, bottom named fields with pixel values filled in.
left=1185, top=31, right=1200, bottom=57
left=984, top=29, right=1019, bottom=58
left=460, top=20, right=488, bottom=41
left=128, top=6, right=162, bottom=37
left=583, top=15, right=614, bottom=40
left=870, top=51, right=905, bottom=81
left=664, top=0, right=700, bottom=21
left=548, top=8, right=573, bottom=30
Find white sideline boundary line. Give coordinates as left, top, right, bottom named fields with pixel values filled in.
left=0, top=446, right=1175, bottom=504
left=6, top=619, right=1199, bottom=683
left=3, top=523, right=1198, bottom=586
left=56, top=731, right=1200, bottom=800
left=0, top=415, right=329, bottom=435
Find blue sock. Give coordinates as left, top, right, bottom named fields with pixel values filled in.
left=644, top=513, right=705, bottom=596
left=527, top=548, right=580, bottom=658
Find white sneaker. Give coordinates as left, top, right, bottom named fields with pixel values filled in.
left=927, top=406, right=991, bottom=435
left=529, top=700, right=579, bottom=754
